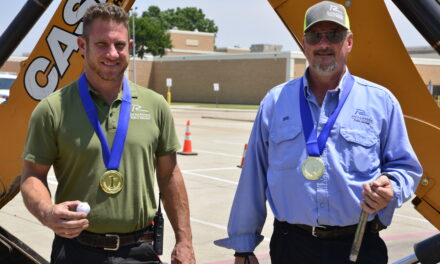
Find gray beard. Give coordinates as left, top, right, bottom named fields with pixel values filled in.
left=312, top=61, right=337, bottom=76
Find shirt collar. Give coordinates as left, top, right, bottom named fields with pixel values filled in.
left=302, top=66, right=350, bottom=101
left=85, top=78, right=138, bottom=103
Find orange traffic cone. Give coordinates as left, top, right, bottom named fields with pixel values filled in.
left=177, top=120, right=198, bottom=156
left=237, top=143, right=248, bottom=168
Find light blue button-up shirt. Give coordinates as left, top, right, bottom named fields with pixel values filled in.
left=214, top=69, right=422, bottom=252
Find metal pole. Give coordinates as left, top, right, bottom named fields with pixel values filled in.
left=0, top=0, right=53, bottom=67
left=131, top=7, right=137, bottom=84
left=167, top=86, right=171, bottom=104
left=349, top=210, right=369, bottom=262
left=392, top=0, right=440, bottom=54
left=349, top=182, right=374, bottom=263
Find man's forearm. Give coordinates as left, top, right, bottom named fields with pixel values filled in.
left=156, top=153, right=195, bottom=263
left=21, top=160, right=53, bottom=225
left=21, top=175, right=53, bottom=225
left=159, top=167, right=192, bottom=243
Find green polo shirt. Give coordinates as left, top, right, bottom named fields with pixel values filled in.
left=23, top=80, right=180, bottom=233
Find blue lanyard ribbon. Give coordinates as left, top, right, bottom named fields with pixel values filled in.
left=299, top=72, right=354, bottom=157
left=78, top=73, right=132, bottom=170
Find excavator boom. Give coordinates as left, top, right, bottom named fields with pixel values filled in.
left=0, top=0, right=135, bottom=209
left=267, top=0, right=440, bottom=230
left=0, top=1, right=134, bottom=262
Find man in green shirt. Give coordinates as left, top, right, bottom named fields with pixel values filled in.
left=20, top=3, right=195, bottom=263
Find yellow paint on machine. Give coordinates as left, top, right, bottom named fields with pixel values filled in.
left=0, top=0, right=136, bottom=209
left=267, top=0, right=440, bottom=229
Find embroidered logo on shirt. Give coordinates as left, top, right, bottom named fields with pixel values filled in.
left=131, top=104, right=151, bottom=120
left=352, top=109, right=373, bottom=125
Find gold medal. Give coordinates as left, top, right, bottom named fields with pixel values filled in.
left=100, top=170, right=123, bottom=194
left=302, top=157, right=325, bottom=180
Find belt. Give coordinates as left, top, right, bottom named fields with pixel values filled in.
left=275, top=217, right=385, bottom=239
left=75, top=227, right=154, bottom=251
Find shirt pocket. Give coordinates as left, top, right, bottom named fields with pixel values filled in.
left=269, top=125, right=303, bottom=169
left=339, top=126, right=379, bottom=175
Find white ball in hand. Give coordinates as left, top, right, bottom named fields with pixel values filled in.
left=76, top=202, right=90, bottom=214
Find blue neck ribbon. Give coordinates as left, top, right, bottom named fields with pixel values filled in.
left=299, top=72, right=354, bottom=157
left=78, top=73, right=132, bottom=170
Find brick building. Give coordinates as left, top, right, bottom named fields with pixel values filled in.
left=2, top=30, right=439, bottom=105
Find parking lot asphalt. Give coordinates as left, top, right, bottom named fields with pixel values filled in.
left=1, top=105, right=437, bottom=263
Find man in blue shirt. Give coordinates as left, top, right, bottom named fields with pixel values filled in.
left=215, top=1, right=422, bottom=263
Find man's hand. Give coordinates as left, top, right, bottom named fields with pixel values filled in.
left=21, top=161, right=89, bottom=239
left=170, top=241, right=195, bottom=264
left=361, top=175, right=394, bottom=214
left=42, top=200, right=89, bottom=239
left=234, top=255, right=259, bottom=264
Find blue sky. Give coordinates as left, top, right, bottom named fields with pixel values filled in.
left=0, top=0, right=430, bottom=56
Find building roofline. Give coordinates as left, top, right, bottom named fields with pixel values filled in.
left=8, top=56, right=28, bottom=62
left=412, top=57, right=440, bottom=66
left=167, top=49, right=217, bottom=55
left=216, top=47, right=251, bottom=52
left=167, top=29, right=216, bottom=37
left=156, top=51, right=306, bottom=62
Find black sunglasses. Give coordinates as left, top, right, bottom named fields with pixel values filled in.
left=304, top=30, right=348, bottom=45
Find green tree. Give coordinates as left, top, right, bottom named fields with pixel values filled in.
left=130, top=6, right=218, bottom=57
left=130, top=14, right=172, bottom=58
left=160, top=7, right=218, bottom=33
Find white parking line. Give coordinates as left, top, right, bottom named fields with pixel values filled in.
left=190, top=217, right=227, bottom=230
left=190, top=216, right=270, bottom=242
left=183, top=171, right=238, bottom=185
left=48, top=175, right=57, bottom=186
left=213, top=140, right=246, bottom=146
left=185, top=167, right=238, bottom=172
left=193, top=149, right=241, bottom=158
left=395, top=213, right=430, bottom=223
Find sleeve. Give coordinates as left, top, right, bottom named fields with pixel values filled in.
left=155, top=96, right=180, bottom=157
left=214, top=96, right=271, bottom=252
left=378, top=92, right=423, bottom=225
left=22, top=99, right=58, bottom=165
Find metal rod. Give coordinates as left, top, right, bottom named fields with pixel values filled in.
left=131, top=7, right=137, bottom=84
left=0, top=0, right=53, bottom=67
left=392, top=0, right=440, bottom=54
left=349, top=210, right=369, bottom=262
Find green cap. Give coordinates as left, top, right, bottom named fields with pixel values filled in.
left=304, top=1, right=350, bottom=32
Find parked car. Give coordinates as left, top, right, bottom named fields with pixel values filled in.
left=0, top=73, right=17, bottom=104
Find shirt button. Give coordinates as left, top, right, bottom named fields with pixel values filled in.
left=320, top=202, right=325, bottom=208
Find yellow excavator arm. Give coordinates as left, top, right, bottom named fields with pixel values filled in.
left=0, top=0, right=438, bottom=262
left=0, top=0, right=135, bottom=209
left=268, top=0, right=440, bottom=230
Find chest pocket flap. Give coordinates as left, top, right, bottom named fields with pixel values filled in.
left=340, top=127, right=378, bottom=147
left=270, top=124, right=302, bottom=144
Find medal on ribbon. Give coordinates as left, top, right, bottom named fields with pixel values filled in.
left=78, top=73, right=132, bottom=194
left=302, top=156, right=325, bottom=181
left=100, top=170, right=124, bottom=194
left=299, top=72, right=354, bottom=180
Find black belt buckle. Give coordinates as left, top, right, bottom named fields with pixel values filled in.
left=311, top=226, right=327, bottom=238
left=104, top=234, right=120, bottom=251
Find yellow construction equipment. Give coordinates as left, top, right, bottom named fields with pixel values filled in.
left=0, top=0, right=439, bottom=262
left=268, top=0, right=440, bottom=231
left=0, top=0, right=135, bottom=209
